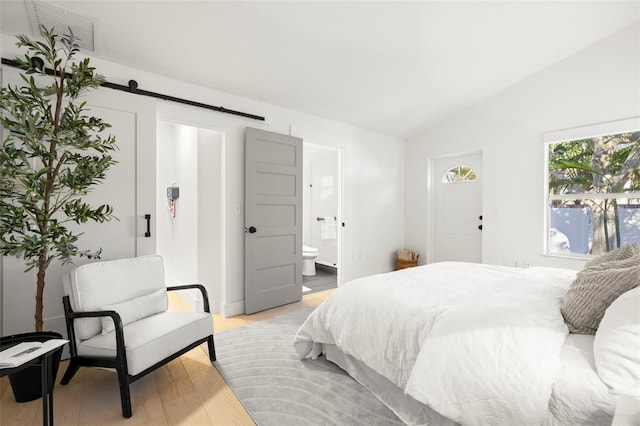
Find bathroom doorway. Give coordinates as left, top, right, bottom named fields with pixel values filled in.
left=302, top=143, right=343, bottom=294
left=156, top=120, right=224, bottom=312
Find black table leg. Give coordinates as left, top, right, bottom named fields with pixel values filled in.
left=47, top=353, right=54, bottom=425
left=41, top=354, right=48, bottom=426
left=40, top=353, right=54, bottom=426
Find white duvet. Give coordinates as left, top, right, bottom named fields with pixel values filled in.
left=293, top=262, right=578, bottom=426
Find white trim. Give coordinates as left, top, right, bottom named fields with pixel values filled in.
left=220, top=299, right=245, bottom=318
left=337, top=146, right=345, bottom=287
left=426, top=157, right=436, bottom=265
left=549, top=193, right=640, bottom=201
left=543, top=116, right=640, bottom=144
left=219, top=133, right=227, bottom=314
left=543, top=142, right=552, bottom=256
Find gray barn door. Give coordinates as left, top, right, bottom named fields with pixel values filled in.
left=245, top=128, right=303, bottom=314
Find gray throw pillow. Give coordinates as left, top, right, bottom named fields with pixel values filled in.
left=583, top=243, right=639, bottom=269
left=561, top=257, right=640, bottom=334
left=584, top=255, right=640, bottom=271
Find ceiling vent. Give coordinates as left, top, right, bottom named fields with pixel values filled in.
left=26, top=1, right=98, bottom=52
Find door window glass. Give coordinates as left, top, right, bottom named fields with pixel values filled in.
left=441, top=165, right=478, bottom=183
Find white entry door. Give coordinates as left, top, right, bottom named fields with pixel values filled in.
left=245, top=128, right=303, bottom=314
left=433, top=152, right=483, bottom=263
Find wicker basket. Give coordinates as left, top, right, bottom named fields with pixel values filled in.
left=395, top=259, right=418, bottom=270
left=395, top=249, right=419, bottom=270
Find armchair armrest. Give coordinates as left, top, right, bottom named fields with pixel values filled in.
left=67, top=308, right=122, bottom=322
left=62, top=295, right=126, bottom=362
left=166, top=284, right=211, bottom=313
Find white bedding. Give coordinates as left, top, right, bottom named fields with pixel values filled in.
left=293, top=262, right=584, bottom=425
left=546, top=334, right=615, bottom=425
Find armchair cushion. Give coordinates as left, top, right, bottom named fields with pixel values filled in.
left=100, top=289, right=168, bottom=335
left=78, top=311, right=213, bottom=375
left=63, top=255, right=167, bottom=340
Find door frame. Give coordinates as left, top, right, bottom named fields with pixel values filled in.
left=156, top=104, right=227, bottom=315
left=303, top=142, right=345, bottom=288
left=427, top=150, right=483, bottom=264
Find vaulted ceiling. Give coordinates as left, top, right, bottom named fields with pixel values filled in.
left=2, top=1, right=639, bottom=139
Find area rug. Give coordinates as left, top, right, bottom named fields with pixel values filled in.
left=213, top=308, right=404, bottom=426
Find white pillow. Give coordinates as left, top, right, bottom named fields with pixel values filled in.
left=100, top=289, right=168, bottom=335
left=594, top=287, right=640, bottom=397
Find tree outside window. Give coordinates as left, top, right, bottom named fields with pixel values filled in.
left=547, top=129, right=640, bottom=256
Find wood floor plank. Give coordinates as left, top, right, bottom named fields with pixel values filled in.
left=182, top=354, right=253, bottom=425
left=0, top=289, right=333, bottom=425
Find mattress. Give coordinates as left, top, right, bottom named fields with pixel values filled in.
left=325, top=335, right=616, bottom=426
left=324, top=344, right=454, bottom=426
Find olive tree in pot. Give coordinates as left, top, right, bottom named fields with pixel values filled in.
left=0, top=27, right=117, bottom=402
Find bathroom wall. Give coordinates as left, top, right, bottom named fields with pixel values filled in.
left=156, top=122, right=198, bottom=287
left=303, top=144, right=339, bottom=266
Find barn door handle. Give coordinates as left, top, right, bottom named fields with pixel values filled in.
left=144, top=214, right=151, bottom=237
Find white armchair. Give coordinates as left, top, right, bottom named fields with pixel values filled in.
left=60, top=255, right=215, bottom=418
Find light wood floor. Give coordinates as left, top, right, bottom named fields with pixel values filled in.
left=0, top=289, right=333, bottom=425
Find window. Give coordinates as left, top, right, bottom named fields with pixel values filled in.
left=544, top=118, right=640, bottom=257
left=441, top=165, right=478, bottom=183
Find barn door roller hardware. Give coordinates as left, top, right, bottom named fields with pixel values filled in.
left=1, top=58, right=266, bottom=122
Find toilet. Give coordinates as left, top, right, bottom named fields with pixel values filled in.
left=302, top=245, right=319, bottom=276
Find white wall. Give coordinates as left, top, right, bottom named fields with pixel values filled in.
left=197, top=129, right=224, bottom=312
left=405, top=23, right=640, bottom=271
left=1, top=31, right=404, bottom=326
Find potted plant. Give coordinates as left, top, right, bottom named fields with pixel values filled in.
left=0, top=26, right=117, bottom=401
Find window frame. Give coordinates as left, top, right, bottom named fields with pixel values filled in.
left=543, top=116, right=640, bottom=259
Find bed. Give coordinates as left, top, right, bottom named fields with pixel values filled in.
left=293, top=259, right=640, bottom=426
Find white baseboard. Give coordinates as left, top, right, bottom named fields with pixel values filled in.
left=220, top=299, right=244, bottom=318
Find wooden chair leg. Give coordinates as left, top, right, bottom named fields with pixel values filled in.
left=207, top=336, right=216, bottom=362
left=59, top=359, right=81, bottom=385
left=116, top=367, right=132, bottom=418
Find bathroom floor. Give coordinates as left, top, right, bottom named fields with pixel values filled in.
left=302, top=265, right=337, bottom=295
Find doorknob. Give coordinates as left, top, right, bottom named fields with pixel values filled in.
left=248, top=226, right=257, bottom=233
left=478, top=224, right=483, bottom=230
left=479, top=215, right=483, bottom=220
